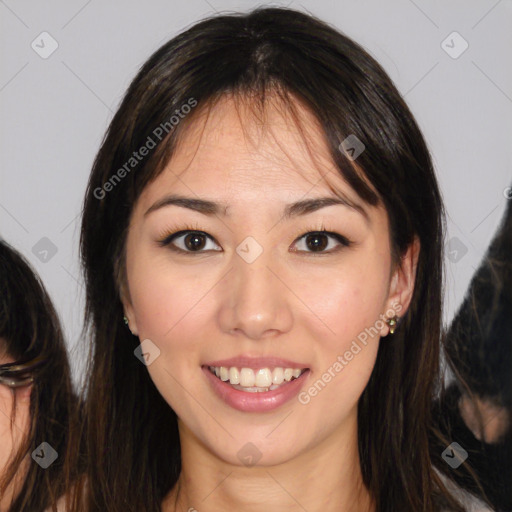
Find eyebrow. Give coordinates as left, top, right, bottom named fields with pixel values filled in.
left=144, top=193, right=369, bottom=221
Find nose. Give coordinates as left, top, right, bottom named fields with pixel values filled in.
left=217, top=246, right=293, bottom=341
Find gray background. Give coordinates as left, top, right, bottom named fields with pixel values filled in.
left=1, top=0, right=511, bottom=385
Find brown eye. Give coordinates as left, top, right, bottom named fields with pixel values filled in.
left=160, top=230, right=221, bottom=253
left=292, top=231, right=351, bottom=254
left=305, top=233, right=329, bottom=251
left=184, top=232, right=207, bottom=251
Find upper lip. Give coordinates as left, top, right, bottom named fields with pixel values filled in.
left=203, top=356, right=309, bottom=370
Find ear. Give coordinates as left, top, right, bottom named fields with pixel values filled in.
left=120, top=281, right=139, bottom=337
left=380, top=236, right=420, bottom=336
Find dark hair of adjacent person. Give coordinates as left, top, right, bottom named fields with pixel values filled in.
left=0, top=239, right=81, bottom=511
left=77, top=7, right=489, bottom=511
left=435, top=193, right=512, bottom=510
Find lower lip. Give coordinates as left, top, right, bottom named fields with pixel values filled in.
left=202, top=366, right=310, bottom=413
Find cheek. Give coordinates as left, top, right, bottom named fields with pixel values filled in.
left=127, top=259, right=210, bottom=415
left=128, top=254, right=214, bottom=343
left=299, top=250, right=390, bottom=347
left=295, top=252, right=390, bottom=409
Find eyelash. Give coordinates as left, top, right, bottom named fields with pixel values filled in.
left=157, top=222, right=353, bottom=256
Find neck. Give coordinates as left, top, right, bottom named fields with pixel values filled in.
left=163, top=416, right=375, bottom=512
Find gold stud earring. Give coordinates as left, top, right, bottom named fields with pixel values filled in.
left=386, top=315, right=399, bottom=334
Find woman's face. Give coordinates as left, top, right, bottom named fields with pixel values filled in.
left=123, top=95, right=417, bottom=467
left=0, top=343, right=31, bottom=506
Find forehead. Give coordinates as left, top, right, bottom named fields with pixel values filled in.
left=137, top=93, right=368, bottom=214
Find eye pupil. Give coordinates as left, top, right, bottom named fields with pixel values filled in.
left=306, top=233, right=328, bottom=252
left=185, top=232, right=206, bottom=251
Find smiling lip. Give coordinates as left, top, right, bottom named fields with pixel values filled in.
left=202, top=356, right=310, bottom=413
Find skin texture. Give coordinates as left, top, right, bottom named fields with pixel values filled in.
left=0, top=346, right=31, bottom=512
left=123, top=94, right=419, bottom=512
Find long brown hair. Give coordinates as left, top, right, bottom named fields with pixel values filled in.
left=0, top=239, right=81, bottom=511
left=78, top=7, right=486, bottom=511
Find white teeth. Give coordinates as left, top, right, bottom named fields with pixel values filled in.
left=240, top=368, right=255, bottom=387
left=209, top=365, right=306, bottom=390
left=228, top=367, right=240, bottom=385
left=272, top=367, right=284, bottom=385
left=255, top=368, right=272, bottom=388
